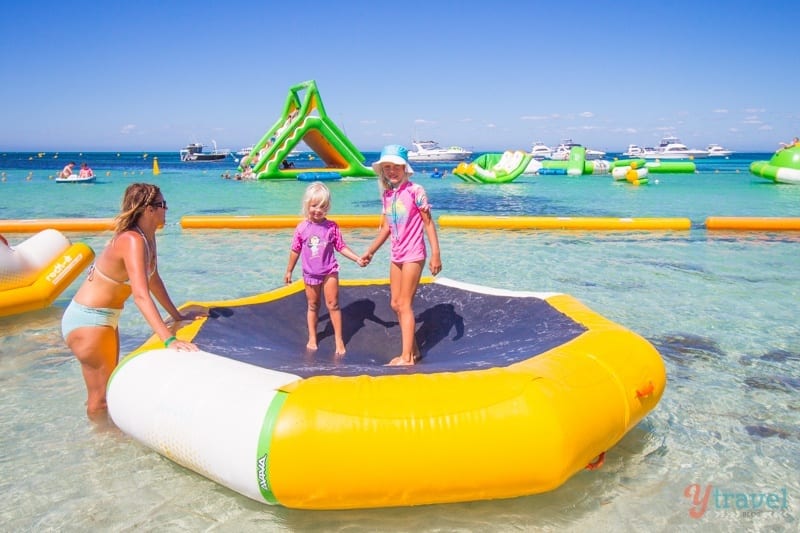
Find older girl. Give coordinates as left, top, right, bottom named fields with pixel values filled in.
left=361, top=145, right=442, bottom=366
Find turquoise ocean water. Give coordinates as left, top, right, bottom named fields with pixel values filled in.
left=1, top=151, right=798, bottom=531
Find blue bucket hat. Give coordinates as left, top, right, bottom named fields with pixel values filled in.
left=372, top=144, right=414, bottom=176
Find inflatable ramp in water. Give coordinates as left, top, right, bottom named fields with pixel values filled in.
left=452, top=150, right=533, bottom=183
left=238, top=80, right=375, bottom=180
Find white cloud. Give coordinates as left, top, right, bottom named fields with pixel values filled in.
left=579, top=111, right=594, bottom=118
left=120, top=124, right=136, bottom=135
left=712, top=109, right=729, bottom=114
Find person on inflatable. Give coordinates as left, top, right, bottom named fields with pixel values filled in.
left=59, top=161, right=76, bottom=179
left=79, top=162, right=94, bottom=178
left=779, top=137, right=800, bottom=151
left=361, top=145, right=442, bottom=366
left=284, top=182, right=365, bottom=355
left=62, top=183, right=205, bottom=422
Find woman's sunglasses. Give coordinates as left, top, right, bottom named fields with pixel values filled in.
left=150, top=201, right=167, bottom=209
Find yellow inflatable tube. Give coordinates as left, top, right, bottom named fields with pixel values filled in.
left=180, top=214, right=382, bottom=229
left=270, top=306, right=663, bottom=509
left=438, top=215, right=691, bottom=231
left=0, top=218, right=114, bottom=233
left=705, top=217, right=800, bottom=231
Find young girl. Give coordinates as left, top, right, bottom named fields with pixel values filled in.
left=62, top=183, right=205, bottom=421
left=361, top=145, right=442, bottom=366
left=285, top=182, right=364, bottom=355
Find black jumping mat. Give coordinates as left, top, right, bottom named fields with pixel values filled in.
left=193, top=283, right=587, bottom=377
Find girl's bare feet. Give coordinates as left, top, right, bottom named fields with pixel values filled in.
left=306, top=340, right=318, bottom=350
left=387, top=355, right=415, bottom=366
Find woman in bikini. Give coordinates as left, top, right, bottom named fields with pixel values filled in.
left=62, top=183, right=204, bottom=421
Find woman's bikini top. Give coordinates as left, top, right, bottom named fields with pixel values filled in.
left=88, top=226, right=156, bottom=286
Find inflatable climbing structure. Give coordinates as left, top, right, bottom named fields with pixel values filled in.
left=239, top=80, right=375, bottom=180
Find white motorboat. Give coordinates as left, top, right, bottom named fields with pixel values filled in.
left=407, top=140, right=472, bottom=162
left=530, top=142, right=552, bottom=160
left=642, top=136, right=708, bottom=159
left=623, top=144, right=659, bottom=158
left=180, top=141, right=231, bottom=162
left=706, top=144, right=733, bottom=157
left=235, top=145, right=254, bottom=157
left=550, top=139, right=606, bottom=161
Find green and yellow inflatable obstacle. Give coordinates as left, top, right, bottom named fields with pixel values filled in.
left=609, top=158, right=695, bottom=175
left=750, top=144, right=800, bottom=184
left=239, top=80, right=375, bottom=180
left=453, top=150, right=532, bottom=183
left=538, top=147, right=610, bottom=176
left=611, top=161, right=649, bottom=185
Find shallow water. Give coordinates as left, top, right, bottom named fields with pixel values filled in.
left=1, top=152, right=798, bottom=531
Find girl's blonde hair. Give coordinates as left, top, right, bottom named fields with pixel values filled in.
left=113, top=183, right=160, bottom=234
left=301, top=181, right=331, bottom=218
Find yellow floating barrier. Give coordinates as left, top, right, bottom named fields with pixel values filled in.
left=0, top=218, right=115, bottom=233
left=705, top=217, right=800, bottom=231
left=180, top=214, right=382, bottom=230
left=438, top=215, right=691, bottom=231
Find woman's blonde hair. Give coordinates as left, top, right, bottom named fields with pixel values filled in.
left=113, top=183, right=160, bottom=234
left=301, top=181, right=331, bottom=218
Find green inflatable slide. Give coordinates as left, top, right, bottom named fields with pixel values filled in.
left=239, top=80, right=375, bottom=180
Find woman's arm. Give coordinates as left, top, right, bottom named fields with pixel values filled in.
left=148, top=269, right=187, bottom=321
left=120, top=232, right=175, bottom=343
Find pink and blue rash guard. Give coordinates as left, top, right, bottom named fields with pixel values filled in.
left=381, top=181, right=431, bottom=263
left=291, top=219, right=347, bottom=285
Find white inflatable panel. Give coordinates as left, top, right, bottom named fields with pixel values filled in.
left=107, top=349, right=301, bottom=501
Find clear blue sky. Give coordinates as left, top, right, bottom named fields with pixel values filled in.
left=0, top=0, right=795, bottom=153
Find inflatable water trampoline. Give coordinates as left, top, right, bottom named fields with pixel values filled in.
left=107, top=277, right=665, bottom=510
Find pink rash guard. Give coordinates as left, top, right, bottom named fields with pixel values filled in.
left=291, top=219, right=347, bottom=285
left=381, top=181, right=431, bottom=263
